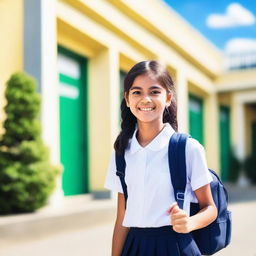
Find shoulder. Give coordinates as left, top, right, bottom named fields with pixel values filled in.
left=186, top=137, right=205, bottom=156
left=108, top=150, right=117, bottom=170
left=104, top=150, right=124, bottom=193
left=184, top=137, right=212, bottom=187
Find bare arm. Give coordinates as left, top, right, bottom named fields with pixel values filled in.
left=112, top=193, right=130, bottom=256
left=168, top=184, right=217, bottom=233
left=189, top=183, right=217, bottom=231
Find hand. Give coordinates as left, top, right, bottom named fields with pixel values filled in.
left=166, top=202, right=192, bottom=233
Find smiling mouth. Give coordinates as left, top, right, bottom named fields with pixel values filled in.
left=138, top=107, right=156, bottom=112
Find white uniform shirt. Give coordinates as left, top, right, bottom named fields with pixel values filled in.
left=104, top=123, right=212, bottom=228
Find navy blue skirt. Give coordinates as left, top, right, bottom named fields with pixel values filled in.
left=121, top=225, right=201, bottom=256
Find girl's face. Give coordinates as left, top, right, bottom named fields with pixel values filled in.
left=125, top=73, right=172, bottom=125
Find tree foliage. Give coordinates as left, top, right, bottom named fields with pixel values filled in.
left=0, top=72, right=61, bottom=214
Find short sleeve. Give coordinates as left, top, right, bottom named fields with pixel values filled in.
left=186, top=138, right=213, bottom=191
left=104, top=151, right=124, bottom=193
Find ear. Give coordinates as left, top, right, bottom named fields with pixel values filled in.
left=166, top=92, right=173, bottom=106
left=124, top=92, right=130, bottom=107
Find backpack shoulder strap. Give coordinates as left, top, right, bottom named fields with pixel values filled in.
left=115, top=151, right=128, bottom=209
left=168, top=132, right=190, bottom=209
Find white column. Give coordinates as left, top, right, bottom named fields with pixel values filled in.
left=41, top=0, right=59, bottom=164
left=231, top=96, right=245, bottom=160
left=41, top=0, right=63, bottom=205
left=24, top=0, right=62, bottom=206
left=204, top=93, right=219, bottom=171
left=109, top=49, right=121, bottom=144
left=89, top=48, right=120, bottom=198
left=231, top=93, right=249, bottom=186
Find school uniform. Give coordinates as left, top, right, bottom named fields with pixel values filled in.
left=104, top=123, right=213, bottom=256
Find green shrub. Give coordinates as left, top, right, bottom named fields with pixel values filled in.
left=0, top=72, right=61, bottom=215
left=244, top=155, right=256, bottom=184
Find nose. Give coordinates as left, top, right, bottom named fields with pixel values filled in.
left=141, top=95, right=152, bottom=103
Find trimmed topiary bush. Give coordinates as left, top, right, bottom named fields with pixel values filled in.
left=0, top=72, right=61, bottom=214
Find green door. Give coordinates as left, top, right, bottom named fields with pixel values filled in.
left=219, top=106, right=231, bottom=181
left=189, top=94, right=204, bottom=145
left=58, top=48, right=88, bottom=196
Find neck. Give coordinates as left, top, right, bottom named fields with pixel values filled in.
left=136, top=120, right=165, bottom=147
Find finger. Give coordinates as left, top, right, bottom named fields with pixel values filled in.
left=172, top=211, right=187, bottom=219
left=173, top=224, right=184, bottom=233
left=166, top=202, right=178, bottom=215
left=170, top=204, right=181, bottom=215
left=172, top=217, right=188, bottom=225
left=171, top=214, right=186, bottom=225
left=172, top=224, right=182, bottom=233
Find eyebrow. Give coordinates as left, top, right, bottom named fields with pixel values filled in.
left=130, top=85, right=163, bottom=90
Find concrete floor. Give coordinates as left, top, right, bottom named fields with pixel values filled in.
left=0, top=199, right=256, bottom=256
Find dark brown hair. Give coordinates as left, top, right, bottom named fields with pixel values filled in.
left=114, top=60, right=178, bottom=154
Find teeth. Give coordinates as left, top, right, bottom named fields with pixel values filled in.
left=139, top=107, right=154, bottom=111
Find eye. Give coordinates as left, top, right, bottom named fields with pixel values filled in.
left=151, top=90, right=161, bottom=94
left=131, top=90, right=140, bottom=95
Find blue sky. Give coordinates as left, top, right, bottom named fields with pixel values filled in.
left=162, top=0, right=256, bottom=53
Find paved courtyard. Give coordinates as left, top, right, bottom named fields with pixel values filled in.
left=0, top=198, right=256, bottom=256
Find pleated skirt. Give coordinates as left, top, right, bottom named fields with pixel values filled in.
left=121, top=225, right=201, bottom=256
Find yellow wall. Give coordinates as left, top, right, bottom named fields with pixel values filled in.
left=0, top=0, right=23, bottom=134
left=108, top=0, right=222, bottom=77
left=1, top=0, right=256, bottom=193
left=218, top=93, right=232, bottom=107
left=216, top=69, right=256, bottom=92
left=57, top=0, right=224, bottom=186
left=56, top=0, right=223, bottom=188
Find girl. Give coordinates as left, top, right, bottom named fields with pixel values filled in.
left=104, top=60, right=217, bottom=256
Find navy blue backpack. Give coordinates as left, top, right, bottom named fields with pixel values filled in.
left=116, top=132, right=232, bottom=255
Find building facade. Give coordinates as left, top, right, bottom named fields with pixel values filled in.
left=0, top=0, right=255, bottom=203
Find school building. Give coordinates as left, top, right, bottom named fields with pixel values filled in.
left=1, top=0, right=256, bottom=204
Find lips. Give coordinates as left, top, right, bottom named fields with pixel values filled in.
left=138, top=107, right=156, bottom=112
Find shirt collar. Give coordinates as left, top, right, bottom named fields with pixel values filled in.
left=128, top=123, right=175, bottom=154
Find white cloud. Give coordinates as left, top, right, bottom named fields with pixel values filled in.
left=207, top=3, right=255, bottom=28
left=225, top=38, right=256, bottom=53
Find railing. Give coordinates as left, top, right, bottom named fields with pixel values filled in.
left=224, top=52, right=256, bottom=70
